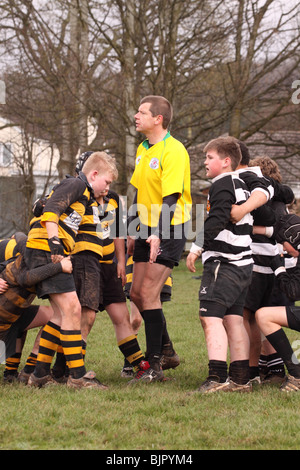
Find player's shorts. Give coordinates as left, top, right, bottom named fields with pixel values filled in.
left=98, top=262, right=126, bottom=311
left=24, top=247, right=76, bottom=299
left=1, top=305, right=39, bottom=359
left=72, top=252, right=103, bottom=311
left=199, top=260, right=253, bottom=318
left=286, top=305, right=300, bottom=333
left=124, top=255, right=172, bottom=302
left=133, top=223, right=187, bottom=268
left=244, top=271, right=275, bottom=314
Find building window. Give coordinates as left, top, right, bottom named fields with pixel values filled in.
left=0, top=143, right=13, bottom=166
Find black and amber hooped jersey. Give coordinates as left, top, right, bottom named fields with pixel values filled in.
left=72, top=199, right=102, bottom=258
left=27, top=174, right=94, bottom=254
left=0, top=239, right=18, bottom=263
left=99, top=191, right=126, bottom=264
left=72, top=190, right=126, bottom=263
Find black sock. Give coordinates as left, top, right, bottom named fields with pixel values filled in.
left=52, top=347, right=66, bottom=378
left=266, top=329, right=300, bottom=378
left=229, top=360, right=250, bottom=385
left=267, top=352, right=285, bottom=376
left=249, top=366, right=260, bottom=380
left=141, top=308, right=164, bottom=358
left=161, top=312, right=171, bottom=346
left=208, top=360, right=228, bottom=382
left=258, top=354, right=268, bottom=377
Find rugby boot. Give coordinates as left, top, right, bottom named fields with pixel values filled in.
left=160, top=342, right=180, bottom=370
left=66, top=370, right=108, bottom=390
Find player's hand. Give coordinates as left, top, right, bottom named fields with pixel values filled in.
left=283, top=241, right=299, bottom=258
left=60, top=256, right=73, bottom=273
left=117, top=262, right=126, bottom=286
left=0, top=278, right=8, bottom=294
left=146, top=234, right=161, bottom=263
left=230, top=204, right=247, bottom=223
left=186, top=252, right=198, bottom=273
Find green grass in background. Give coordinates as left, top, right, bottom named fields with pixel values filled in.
left=0, top=260, right=299, bottom=450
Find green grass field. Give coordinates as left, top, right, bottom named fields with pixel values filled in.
left=0, top=260, right=300, bottom=451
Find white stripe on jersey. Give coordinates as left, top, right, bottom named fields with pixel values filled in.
left=251, top=241, right=279, bottom=257
left=202, top=172, right=253, bottom=266
left=202, top=249, right=253, bottom=265
left=215, top=229, right=252, bottom=248
left=253, top=265, right=273, bottom=274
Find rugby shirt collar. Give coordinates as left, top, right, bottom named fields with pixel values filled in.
left=142, top=131, right=171, bottom=149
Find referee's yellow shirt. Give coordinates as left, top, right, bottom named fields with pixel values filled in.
left=130, top=132, right=192, bottom=227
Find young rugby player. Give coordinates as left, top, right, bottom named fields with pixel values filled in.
left=68, top=152, right=152, bottom=380
left=0, top=238, right=72, bottom=381
left=25, top=152, right=115, bottom=389
left=186, top=136, right=263, bottom=393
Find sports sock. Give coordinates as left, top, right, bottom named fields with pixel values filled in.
left=82, top=339, right=87, bottom=361
left=141, top=308, right=164, bottom=359
left=23, top=352, right=37, bottom=374
left=258, top=354, right=268, bottom=377
left=118, top=335, right=145, bottom=369
left=60, top=329, right=86, bottom=379
left=161, top=312, right=171, bottom=346
left=52, top=345, right=67, bottom=378
left=266, top=329, right=300, bottom=378
left=249, top=366, right=260, bottom=380
left=267, top=352, right=285, bottom=376
left=229, top=360, right=250, bottom=385
left=208, top=359, right=228, bottom=382
left=34, top=322, right=61, bottom=378
left=4, top=352, right=21, bottom=375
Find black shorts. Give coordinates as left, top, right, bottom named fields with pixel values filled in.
left=98, top=262, right=126, bottom=311
left=133, top=223, right=187, bottom=268
left=244, top=271, right=275, bottom=314
left=72, top=252, right=103, bottom=311
left=24, top=248, right=76, bottom=299
left=199, top=260, right=253, bottom=318
left=286, top=305, right=300, bottom=332
left=0, top=305, right=39, bottom=361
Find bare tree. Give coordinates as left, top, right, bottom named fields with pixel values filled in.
left=0, top=0, right=299, bottom=201
left=220, top=0, right=300, bottom=139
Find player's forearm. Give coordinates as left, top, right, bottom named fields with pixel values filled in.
left=45, top=221, right=59, bottom=239
left=114, top=238, right=126, bottom=264
left=241, top=191, right=268, bottom=215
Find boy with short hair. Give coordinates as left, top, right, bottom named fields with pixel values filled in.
left=186, top=136, right=255, bottom=393
left=69, top=152, right=152, bottom=380
left=25, top=152, right=115, bottom=389
left=128, top=95, right=191, bottom=382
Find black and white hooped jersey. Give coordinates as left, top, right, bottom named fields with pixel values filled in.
left=239, top=168, right=295, bottom=274
left=199, top=172, right=253, bottom=267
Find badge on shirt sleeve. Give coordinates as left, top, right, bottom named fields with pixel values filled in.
left=149, top=157, right=159, bottom=170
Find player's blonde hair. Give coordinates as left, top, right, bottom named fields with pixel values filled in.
left=82, top=151, right=118, bottom=180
